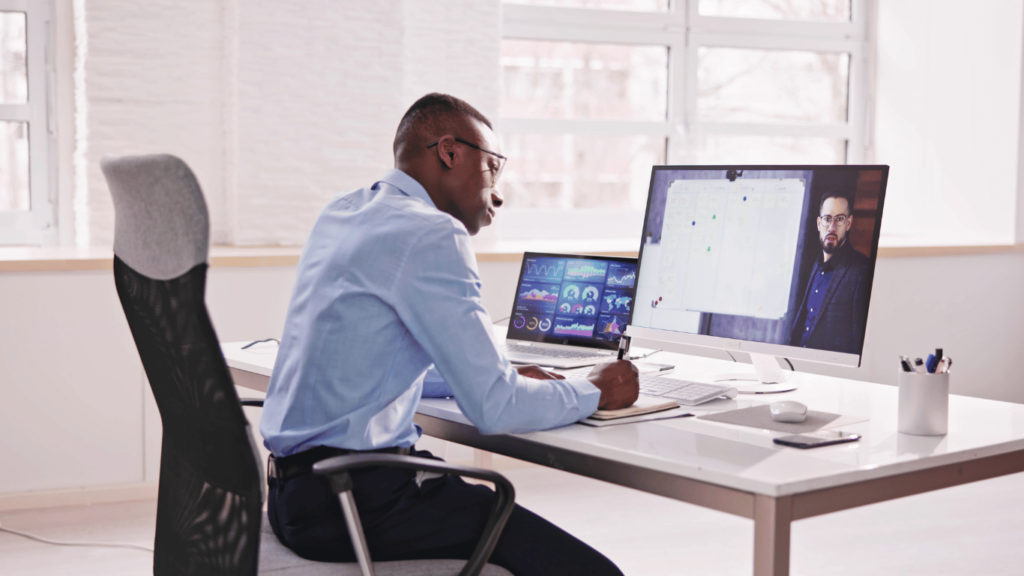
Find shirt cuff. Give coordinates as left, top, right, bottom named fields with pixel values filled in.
left=563, top=377, right=602, bottom=419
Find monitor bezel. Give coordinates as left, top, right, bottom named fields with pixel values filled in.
left=626, top=164, right=889, bottom=368
left=507, top=251, right=638, bottom=351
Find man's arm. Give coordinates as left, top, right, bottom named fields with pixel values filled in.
left=390, top=222, right=637, bottom=434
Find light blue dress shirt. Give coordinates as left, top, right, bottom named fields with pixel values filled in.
left=260, top=169, right=601, bottom=456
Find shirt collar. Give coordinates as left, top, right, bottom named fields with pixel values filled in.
left=377, top=168, right=437, bottom=210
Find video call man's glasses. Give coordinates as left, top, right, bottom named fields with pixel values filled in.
left=818, top=214, right=850, bottom=226
left=427, top=137, right=506, bottom=182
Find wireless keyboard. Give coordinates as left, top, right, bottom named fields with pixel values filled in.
left=560, top=369, right=736, bottom=406
left=638, top=377, right=737, bottom=406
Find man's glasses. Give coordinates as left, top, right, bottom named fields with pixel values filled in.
left=427, top=137, right=506, bottom=182
left=818, top=214, right=850, bottom=226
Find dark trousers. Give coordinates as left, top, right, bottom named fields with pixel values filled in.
left=267, top=448, right=623, bottom=576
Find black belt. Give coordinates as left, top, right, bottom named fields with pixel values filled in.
left=268, top=445, right=412, bottom=484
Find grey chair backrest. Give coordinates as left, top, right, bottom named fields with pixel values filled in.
left=104, top=154, right=265, bottom=575
left=105, top=153, right=209, bottom=280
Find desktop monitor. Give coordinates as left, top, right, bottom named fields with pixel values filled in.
left=626, top=165, right=888, bottom=392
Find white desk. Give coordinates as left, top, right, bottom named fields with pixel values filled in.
left=221, top=340, right=1024, bottom=576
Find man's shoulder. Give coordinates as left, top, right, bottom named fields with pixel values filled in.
left=840, top=245, right=870, bottom=270
left=322, top=185, right=463, bottom=232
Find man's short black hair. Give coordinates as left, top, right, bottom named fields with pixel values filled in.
left=393, top=93, right=493, bottom=156
left=819, top=191, right=853, bottom=214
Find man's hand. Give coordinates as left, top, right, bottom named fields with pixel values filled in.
left=515, top=365, right=566, bottom=380
left=587, top=360, right=640, bottom=410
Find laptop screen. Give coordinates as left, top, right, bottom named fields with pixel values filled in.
left=506, top=252, right=638, bottom=351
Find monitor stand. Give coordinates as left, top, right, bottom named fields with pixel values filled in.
left=710, top=352, right=797, bottom=394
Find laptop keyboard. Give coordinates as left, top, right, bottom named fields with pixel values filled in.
left=504, top=343, right=611, bottom=360
left=560, top=369, right=735, bottom=406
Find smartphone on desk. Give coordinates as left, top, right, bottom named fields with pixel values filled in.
left=773, top=430, right=861, bottom=449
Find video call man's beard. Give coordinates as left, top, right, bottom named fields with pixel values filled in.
left=820, top=232, right=845, bottom=254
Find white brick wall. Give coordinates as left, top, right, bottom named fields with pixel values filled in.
left=79, top=0, right=502, bottom=247
left=84, top=0, right=227, bottom=246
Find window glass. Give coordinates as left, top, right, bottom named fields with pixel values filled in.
left=0, top=121, right=30, bottom=212
left=502, top=40, right=669, bottom=121
left=505, top=0, right=669, bottom=11
left=684, top=136, right=846, bottom=164
left=698, top=47, right=850, bottom=124
left=0, top=11, right=28, bottom=104
left=698, top=0, right=850, bottom=21
left=501, top=134, right=666, bottom=210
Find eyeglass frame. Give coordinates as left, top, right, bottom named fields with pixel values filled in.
left=817, top=214, right=851, bottom=226
left=426, top=137, right=506, bottom=182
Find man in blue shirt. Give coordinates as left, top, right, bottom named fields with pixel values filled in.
left=788, top=193, right=871, bottom=354
left=260, top=93, right=638, bottom=575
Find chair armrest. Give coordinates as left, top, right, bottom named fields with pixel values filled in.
left=313, top=454, right=515, bottom=576
left=239, top=399, right=264, bottom=407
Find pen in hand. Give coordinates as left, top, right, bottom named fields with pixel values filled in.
left=617, top=335, right=630, bottom=360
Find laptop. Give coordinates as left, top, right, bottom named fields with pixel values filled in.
left=502, top=252, right=637, bottom=369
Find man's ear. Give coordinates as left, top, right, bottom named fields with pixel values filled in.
left=434, top=135, right=458, bottom=170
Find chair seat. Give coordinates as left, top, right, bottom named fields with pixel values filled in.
left=258, top=513, right=513, bottom=576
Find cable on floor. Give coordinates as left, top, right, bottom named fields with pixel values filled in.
left=0, top=521, right=154, bottom=552
left=241, top=338, right=279, bottom=349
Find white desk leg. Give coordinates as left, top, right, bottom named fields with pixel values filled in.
left=753, top=494, right=792, bottom=576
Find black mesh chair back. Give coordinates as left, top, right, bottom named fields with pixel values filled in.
left=104, top=154, right=264, bottom=575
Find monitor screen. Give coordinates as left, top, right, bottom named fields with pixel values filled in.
left=629, top=166, right=888, bottom=366
left=507, top=252, right=638, bottom=350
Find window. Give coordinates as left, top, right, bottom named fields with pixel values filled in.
left=0, top=0, right=56, bottom=246
left=498, top=0, right=870, bottom=242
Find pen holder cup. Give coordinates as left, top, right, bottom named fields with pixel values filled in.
left=897, top=372, right=949, bottom=436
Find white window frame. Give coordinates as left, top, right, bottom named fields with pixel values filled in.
left=0, top=0, right=57, bottom=246
left=498, top=0, right=873, bottom=241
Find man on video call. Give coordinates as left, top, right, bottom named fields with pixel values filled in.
left=259, top=92, right=638, bottom=576
left=788, top=192, right=871, bottom=355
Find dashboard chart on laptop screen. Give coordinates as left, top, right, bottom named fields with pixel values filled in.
left=508, top=253, right=637, bottom=348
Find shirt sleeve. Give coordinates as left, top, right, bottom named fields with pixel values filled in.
left=388, top=220, right=601, bottom=435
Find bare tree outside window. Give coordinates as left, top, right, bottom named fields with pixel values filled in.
left=501, top=40, right=668, bottom=211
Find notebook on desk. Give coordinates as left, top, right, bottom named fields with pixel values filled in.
left=502, top=252, right=637, bottom=369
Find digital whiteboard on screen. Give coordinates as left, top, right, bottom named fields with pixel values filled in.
left=656, top=178, right=805, bottom=320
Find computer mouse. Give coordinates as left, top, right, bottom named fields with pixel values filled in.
left=770, top=401, right=808, bottom=423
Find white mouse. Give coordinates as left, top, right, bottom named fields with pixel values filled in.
left=770, top=401, right=808, bottom=423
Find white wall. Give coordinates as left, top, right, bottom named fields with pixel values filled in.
left=875, top=0, right=1023, bottom=245
left=78, top=0, right=501, bottom=247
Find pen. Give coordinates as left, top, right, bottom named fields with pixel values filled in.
left=914, top=358, right=926, bottom=374
left=617, top=335, right=631, bottom=361
left=900, top=356, right=913, bottom=372
left=926, top=354, right=938, bottom=374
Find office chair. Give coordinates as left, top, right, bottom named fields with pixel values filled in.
left=103, top=154, right=514, bottom=576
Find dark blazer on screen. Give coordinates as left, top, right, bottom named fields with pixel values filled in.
left=789, top=242, right=871, bottom=355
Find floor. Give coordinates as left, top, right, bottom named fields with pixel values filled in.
left=3, top=454, right=1024, bottom=576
